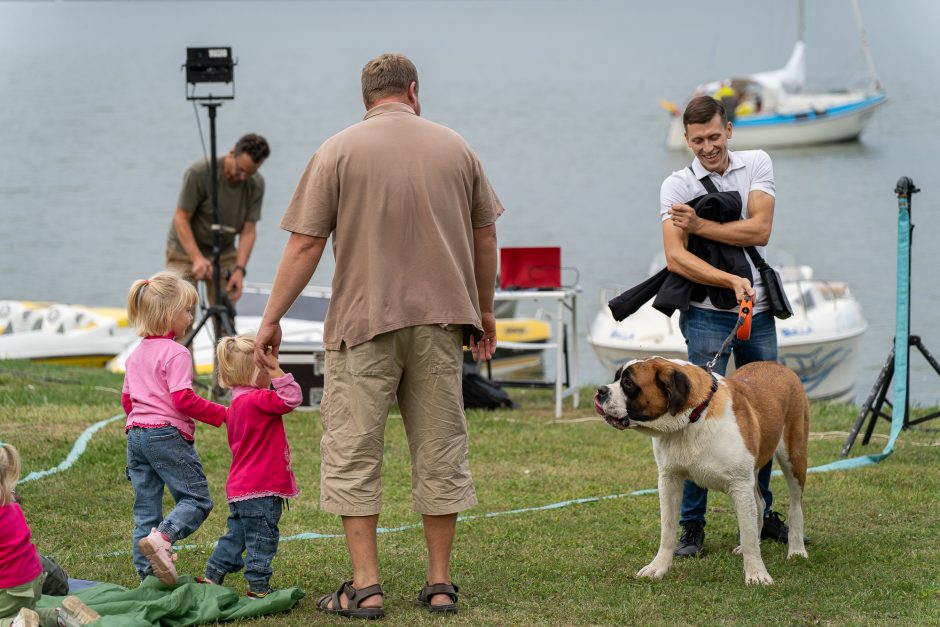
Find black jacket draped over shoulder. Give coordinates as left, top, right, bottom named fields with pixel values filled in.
left=607, top=190, right=753, bottom=321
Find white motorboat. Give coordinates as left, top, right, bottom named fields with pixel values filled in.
left=664, top=1, right=886, bottom=150
left=587, top=262, right=869, bottom=402
left=0, top=301, right=135, bottom=367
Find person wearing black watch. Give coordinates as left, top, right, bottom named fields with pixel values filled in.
left=165, top=133, right=269, bottom=307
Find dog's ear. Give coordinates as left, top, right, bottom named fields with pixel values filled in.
left=662, top=367, right=691, bottom=415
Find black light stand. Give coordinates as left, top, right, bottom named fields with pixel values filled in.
left=180, top=48, right=237, bottom=396
left=841, top=177, right=940, bottom=456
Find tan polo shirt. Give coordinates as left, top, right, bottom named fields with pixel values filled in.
left=280, top=102, right=504, bottom=350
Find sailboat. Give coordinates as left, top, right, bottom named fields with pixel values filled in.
left=664, top=0, right=886, bottom=150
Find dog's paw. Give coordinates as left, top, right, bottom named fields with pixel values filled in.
left=744, top=569, right=774, bottom=586
left=636, top=562, right=670, bottom=580
left=732, top=544, right=743, bottom=555
left=787, top=548, right=808, bottom=560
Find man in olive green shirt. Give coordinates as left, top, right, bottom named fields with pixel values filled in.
left=165, top=133, right=270, bottom=305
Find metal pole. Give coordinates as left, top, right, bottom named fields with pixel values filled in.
left=570, top=290, right=579, bottom=409
left=850, top=0, right=881, bottom=89
left=896, top=177, right=918, bottom=427
left=555, top=298, right=563, bottom=418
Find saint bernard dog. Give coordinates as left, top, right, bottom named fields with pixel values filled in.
left=594, top=357, right=809, bottom=585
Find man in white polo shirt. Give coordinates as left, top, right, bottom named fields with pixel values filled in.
left=660, top=95, right=792, bottom=557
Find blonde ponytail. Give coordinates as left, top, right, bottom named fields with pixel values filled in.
left=0, top=443, right=21, bottom=506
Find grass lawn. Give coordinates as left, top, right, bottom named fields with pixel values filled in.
left=2, top=359, right=939, bottom=625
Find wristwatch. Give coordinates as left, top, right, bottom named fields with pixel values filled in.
left=234, top=265, right=247, bottom=277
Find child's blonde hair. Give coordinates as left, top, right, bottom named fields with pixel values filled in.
left=127, top=271, right=198, bottom=337
left=0, top=443, right=21, bottom=506
left=216, top=333, right=258, bottom=388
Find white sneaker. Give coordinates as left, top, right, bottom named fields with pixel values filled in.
left=138, top=527, right=179, bottom=586
left=11, top=607, right=39, bottom=627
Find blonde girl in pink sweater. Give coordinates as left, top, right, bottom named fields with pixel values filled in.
left=198, top=333, right=302, bottom=597
left=122, top=272, right=226, bottom=586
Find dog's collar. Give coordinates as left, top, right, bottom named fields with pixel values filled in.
left=688, top=373, right=719, bottom=423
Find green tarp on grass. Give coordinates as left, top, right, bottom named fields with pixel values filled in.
left=37, top=575, right=303, bottom=626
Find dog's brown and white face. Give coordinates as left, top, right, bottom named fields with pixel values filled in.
left=594, top=358, right=695, bottom=434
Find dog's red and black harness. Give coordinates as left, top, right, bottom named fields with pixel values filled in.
left=688, top=373, right=719, bottom=423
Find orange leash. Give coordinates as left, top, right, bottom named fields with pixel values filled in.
left=736, top=298, right=753, bottom=341
left=705, top=297, right=753, bottom=372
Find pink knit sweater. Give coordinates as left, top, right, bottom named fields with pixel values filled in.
left=224, top=373, right=303, bottom=502
left=0, top=503, right=43, bottom=588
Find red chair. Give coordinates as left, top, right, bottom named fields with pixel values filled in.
left=498, top=247, right=561, bottom=290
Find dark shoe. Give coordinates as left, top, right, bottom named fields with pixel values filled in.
left=247, top=588, right=274, bottom=599
left=316, top=580, right=384, bottom=620
left=761, top=511, right=810, bottom=544
left=416, top=582, right=459, bottom=614
left=674, top=520, right=705, bottom=557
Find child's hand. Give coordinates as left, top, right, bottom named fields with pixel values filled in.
left=263, top=348, right=285, bottom=379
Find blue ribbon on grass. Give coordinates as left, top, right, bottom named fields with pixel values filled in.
left=20, top=415, right=123, bottom=484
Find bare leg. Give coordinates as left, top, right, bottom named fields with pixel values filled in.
left=322, top=515, right=383, bottom=610
left=423, top=513, right=458, bottom=606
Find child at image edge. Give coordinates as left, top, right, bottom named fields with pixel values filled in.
left=122, top=272, right=226, bottom=586
left=197, top=334, right=302, bottom=598
left=0, top=443, right=101, bottom=627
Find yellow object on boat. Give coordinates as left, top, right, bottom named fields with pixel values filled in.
left=495, top=318, right=551, bottom=343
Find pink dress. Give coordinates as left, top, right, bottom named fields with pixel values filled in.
left=224, top=373, right=303, bottom=502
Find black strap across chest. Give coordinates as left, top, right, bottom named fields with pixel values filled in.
left=689, top=166, right=771, bottom=271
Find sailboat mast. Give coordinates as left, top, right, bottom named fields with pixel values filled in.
left=850, top=0, right=881, bottom=89
left=798, top=0, right=805, bottom=43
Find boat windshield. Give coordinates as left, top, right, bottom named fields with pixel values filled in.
left=236, top=290, right=331, bottom=322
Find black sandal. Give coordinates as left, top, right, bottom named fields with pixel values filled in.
left=316, top=580, right=385, bottom=620
left=416, top=581, right=459, bottom=614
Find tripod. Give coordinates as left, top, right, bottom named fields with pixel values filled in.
left=841, top=177, right=940, bottom=457
left=181, top=102, right=237, bottom=395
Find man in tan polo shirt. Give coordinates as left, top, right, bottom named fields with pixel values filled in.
left=254, top=53, right=502, bottom=618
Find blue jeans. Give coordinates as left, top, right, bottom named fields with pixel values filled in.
left=125, top=426, right=213, bottom=579
left=205, top=497, right=282, bottom=594
left=678, top=308, right=778, bottom=526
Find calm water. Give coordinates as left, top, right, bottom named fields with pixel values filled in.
left=2, top=0, right=939, bottom=404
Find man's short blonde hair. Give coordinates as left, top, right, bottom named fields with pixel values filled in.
left=127, top=272, right=198, bottom=337
left=0, top=443, right=21, bottom=506
left=216, top=333, right=258, bottom=389
left=361, top=53, right=418, bottom=106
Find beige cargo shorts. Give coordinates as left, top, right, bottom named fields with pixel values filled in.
left=319, top=324, right=478, bottom=516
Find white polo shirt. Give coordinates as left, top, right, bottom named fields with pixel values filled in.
left=659, top=149, right=776, bottom=312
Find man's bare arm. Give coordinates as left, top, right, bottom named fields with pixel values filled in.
left=254, top=233, right=328, bottom=369
left=226, top=221, right=257, bottom=302
left=235, top=221, right=257, bottom=270
left=662, top=220, right=755, bottom=299
left=668, top=189, right=775, bottom=247
left=173, top=207, right=212, bottom=279
left=471, top=223, right=497, bottom=361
